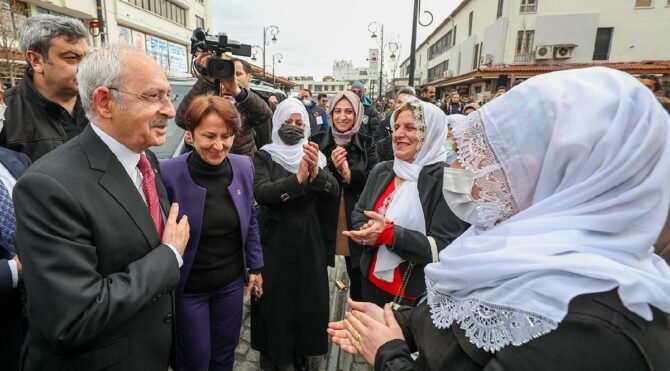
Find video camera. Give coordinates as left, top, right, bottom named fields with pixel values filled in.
left=190, top=27, right=252, bottom=80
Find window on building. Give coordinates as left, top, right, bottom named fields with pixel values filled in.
left=125, top=0, right=187, bottom=26
left=515, top=30, right=534, bottom=62
left=452, top=26, right=457, bottom=46
left=593, top=28, right=613, bottom=60
left=195, top=15, right=204, bottom=29
left=634, top=0, right=652, bottom=6
left=497, top=0, right=504, bottom=18
left=473, top=44, right=480, bottom=70
left=468, top=11, right=474, bottom=36
left=428, top=60, right=449, bottom=82
left=520, top=0, right=537, bottom=13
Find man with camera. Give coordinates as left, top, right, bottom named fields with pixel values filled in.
left=176, top=53, right=272, bottom=157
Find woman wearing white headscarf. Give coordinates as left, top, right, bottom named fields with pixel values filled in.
left=343, top=97, right=468, bottom=308
left=250, top=98, right=340, bottom=370
left=328, top=67, right=670, bottom=370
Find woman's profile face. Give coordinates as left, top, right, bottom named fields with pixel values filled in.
left=191, top=112, right=235, bottom=166
left=392, top=109, right=419, bottom=162
left=395, top=93, right=409, bottom=109
left=332, top=98, right=355, bottom=133
left=283, top=112, right=305, bottom=128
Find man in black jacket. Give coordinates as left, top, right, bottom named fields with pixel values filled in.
left=0, top=15, right=89, bottom=161
left=176, top=54, right=273, bottom=156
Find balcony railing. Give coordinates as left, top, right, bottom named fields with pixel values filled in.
left=514, top=53, right=533, bottom=63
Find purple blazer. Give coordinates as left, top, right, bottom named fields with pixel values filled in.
left=160, top=152, right=263, bottom=293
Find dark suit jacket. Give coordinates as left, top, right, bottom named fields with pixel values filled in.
left=351, top=161, right=469, bottom=298
left=160, top=152, right=264, bottom=294
left=0, top=147, right=30, bottom=371
left=13, top=125, right=180, bottom=371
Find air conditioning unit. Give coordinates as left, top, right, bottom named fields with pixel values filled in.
left=480, top=54, right=493, bottom=66
left=443, top=70, right=454, bottom=78
left=535, top=45, right=553, bottom=60
left=553, top=44, right=577, bottom=59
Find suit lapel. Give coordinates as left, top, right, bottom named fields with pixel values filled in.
left=227, top=157, right=249, bottom=245
left=418, top=166, right=439, bottom=218
left=80, top=126, right=160, bottom=247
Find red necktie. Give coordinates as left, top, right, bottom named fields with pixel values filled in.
left=137, top=154, right=164, bottom=236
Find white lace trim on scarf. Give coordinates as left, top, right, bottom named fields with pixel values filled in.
left=426, top=278, right=558, bottom=352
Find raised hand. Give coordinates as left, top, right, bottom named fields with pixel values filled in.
left=161, top=203, right=190, bottom=255
left=303, top=142, right=320, bottom=180
left=331, top=146, right=351, bottom=184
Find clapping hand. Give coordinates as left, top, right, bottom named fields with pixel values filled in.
left=342, top=211, right=390, bottom=246
left=303, top=142, right=320, bottom=180
left=331, top=146, right=351, bottom=184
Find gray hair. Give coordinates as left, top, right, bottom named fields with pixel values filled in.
left=19, top=15, right=87, bottom=58
left=77, top=45, right=139, bottom=119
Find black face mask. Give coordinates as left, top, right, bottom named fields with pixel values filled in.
left=277, top=124, right=304, bottom=145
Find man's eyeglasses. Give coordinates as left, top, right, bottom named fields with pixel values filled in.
left=108, top=87, right=176, bottom=104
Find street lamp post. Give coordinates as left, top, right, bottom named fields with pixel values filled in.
left=408, top=0, right=433, bottom=87
left=272, top=53, right=283, bottom=87
left=262, top=25, right=279, bottom=82
left=369, top=22, right=384, bottom=100
left=384, top=41, right=400, bottom=95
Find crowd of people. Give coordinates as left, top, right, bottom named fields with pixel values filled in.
left=2, top=13, right=670, bottom=371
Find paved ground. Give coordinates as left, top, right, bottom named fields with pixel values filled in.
left=234, top=256, right=372, bottom=371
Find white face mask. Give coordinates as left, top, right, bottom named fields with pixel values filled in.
left=443, top=167, right=503, bottom=229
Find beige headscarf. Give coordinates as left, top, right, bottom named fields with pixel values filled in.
left=328, top=91, right=365, bottom=146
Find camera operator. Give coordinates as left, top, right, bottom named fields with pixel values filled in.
left=176, top=52, right=272, bottom=157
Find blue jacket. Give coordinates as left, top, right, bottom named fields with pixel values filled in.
left=306, top=102, right=330, bottom=135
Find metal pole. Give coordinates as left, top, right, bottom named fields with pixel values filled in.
left=96, top=0, right=106, bottom=46
left=272, top=56, right=276, bottom=87
left=408, top=0, right=419, bottom=86
left=379, top=25, right=384, bottom=100
left=262, top=27, right=266, bottom=82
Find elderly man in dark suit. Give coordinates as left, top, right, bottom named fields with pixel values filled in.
left=13, top=45, right=190, bottom=371
left=0, top=147, right=30, bottom=371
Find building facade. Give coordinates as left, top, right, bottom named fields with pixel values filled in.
left=287, top=76, right=348, bottom=98
left=0, top=0, right=211, bottom=84
left=399, top=0, right=670, bottom=100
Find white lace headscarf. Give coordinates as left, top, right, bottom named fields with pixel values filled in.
left=260, top=97, right=326, bottom=173
left=425, top=67, right=670, bottom=352
left=374, top=97, right=448, bottom=281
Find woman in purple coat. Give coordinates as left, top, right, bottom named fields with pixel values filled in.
left=160, top=95, right=264, bottom=371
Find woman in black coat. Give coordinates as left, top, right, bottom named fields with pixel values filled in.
left=343, top=97, right=468, bottom=307
left=310, top=91, right=378, bottom=301
left=250, top=98, right=340, bottom=371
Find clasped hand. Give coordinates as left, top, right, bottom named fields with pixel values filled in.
left=297, top=142, right=320, bottom=184
left=331, top=146, right=351, bottom=184
left=327, top=299, right=405, bottom=366
left=342, top=211, right=391, bottom=246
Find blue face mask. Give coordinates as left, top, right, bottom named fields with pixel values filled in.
left=445, top=139, right=457, bottom=165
